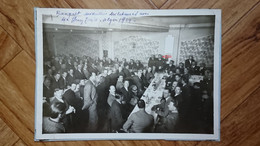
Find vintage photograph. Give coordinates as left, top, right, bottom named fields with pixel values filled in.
left=35, top=8, right=221, bottom=141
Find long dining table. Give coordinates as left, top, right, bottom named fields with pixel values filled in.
left=128, top=73, right=178, bottom=124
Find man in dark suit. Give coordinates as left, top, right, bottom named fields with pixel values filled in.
left=123, top=65, right=132, bottom=78
left=185, top=55, right=195, bottom=68
left=110, top=94, right=124, bottom=132
left=43, top=77, right=54, bottom=101
left=66, top=58, right=73, bottom=70
left=82, top=72, right=98, bottom=132
left=128, top=59, right=136, bottom=70
left=132, top=70, right=144, bottom=94
left=148, top=55, right=157, bottom=68
left=166, top=60, right=176, bottom=73
left=189, top=61, right=200, bottom=75
left=51, top=72, right=60, bottom=90
left=66, top=68, right=75, bottom=86
left=74, top=64, right=85, bottom=80
left=62, top=83, right=83, bottom=132
left=59, top=71, right=68, bottom=89
left=156, top=54, right=165, bottom=72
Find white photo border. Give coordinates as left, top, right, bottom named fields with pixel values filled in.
left=34, top=8, right=221, bottom=141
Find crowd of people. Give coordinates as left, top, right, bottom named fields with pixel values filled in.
left=42, top=54, right=213, bottom=134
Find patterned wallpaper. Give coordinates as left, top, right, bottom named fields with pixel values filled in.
left=178, top=35, right=214, bottom=67
left=55, top=34, right=99, bottom=58
left=114, top=36, right=159, bottom=63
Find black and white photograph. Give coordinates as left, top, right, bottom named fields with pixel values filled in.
left=35, top=8, right=221, bottom=141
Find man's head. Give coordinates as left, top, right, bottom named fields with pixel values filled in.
left=54, top=72, right=61, bottom=81
left=89, top=72, right=97, bottom=82
left=191, top=61, right=196, bottom=66
left=189, top=55, right=194, bottom=60
left=137, top=70, right=142, bottom=78
left=123, top=80, right=130, bottom=88
left=54, top=88, right=63, bottom=99
left=62, top=71, right=67, bottom=78
left=115, top=93, right=123, bottom=102
left=175, top=74, right=181, bottom=82
left=118, top=75, right=123, bottom=82
left=168, top=101, right=176, bottom=111
left=193, top=82, right=201, bottom=89
left=179, top=62, right=184, bottom=68
left=172, top=81, right=178, bottom=89
left=118, top=66, right=123, bottom=72
left=74, top=61, right=78, bottom=67
left=131, top=85, right=138, bottom=95
left=68, top=68, right=74, bottom=75
left=148, top=67, right=152, bottom=72
left=77, top=64, right=82, bottom=70
left=163, top=89, right=170, bottom=98
left=44, top=77, right=51, bottom=87
left=137, top=99, right=145, bottom=109
left=175, top=68, right=181, bottom=74
left=175, top=86, right=182, bottom=95
left=181, top=77, right=189, bottom=85
left=48, top=68, right=53, bottom=75
left=169, top=70, right=174, bottom=76
left=109, top=85, right=116, bottom=95
left=70, top=83, right=77, bottom=92
left=50, top=102, right=66, bottom=119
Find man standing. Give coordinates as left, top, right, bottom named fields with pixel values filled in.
left=82, top=72, right=98, bottom=132
left=123, top=100, right=154, bottom=133
left=185, top=55, right=195, bottom=68
left=110, top=94, right=124, bottom=132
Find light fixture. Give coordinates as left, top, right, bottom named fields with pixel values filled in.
left=55, top=28, right=58, bottom=31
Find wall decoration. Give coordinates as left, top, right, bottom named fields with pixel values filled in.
left=178, top=35, right=214, bottom=67
left=114, top=36, right=159, bottom=63
left=55, top=34, right=99, bottom=58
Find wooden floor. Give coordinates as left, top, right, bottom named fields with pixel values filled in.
left=0, top=0, right=260, bottom=145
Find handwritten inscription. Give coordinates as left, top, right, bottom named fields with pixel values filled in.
left=55, top=10, right=149, bottom=25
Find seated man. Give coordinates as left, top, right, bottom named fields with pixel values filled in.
left=123, top=100, right=154, bottom=133
left=42, top=102, right=67, bottom=133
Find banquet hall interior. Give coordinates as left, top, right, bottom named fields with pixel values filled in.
left=42, top=15, right=215, bottom=134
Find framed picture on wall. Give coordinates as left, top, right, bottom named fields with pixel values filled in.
left=35, top=8, right=221, bottom=141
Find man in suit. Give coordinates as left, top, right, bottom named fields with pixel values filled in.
left=156, top=54, right=165, bottom=72
left=123, top=100, right=154, bottom=133
left=123, top=65, right=132, bottom=78
left=62, top=83, right=82, bottom=132
left=166, top=60, right=176, bottom=73
left=43, top=77, right=54, bottom=101
left=189, top=61, right=200, bottom=75
left=74, top=64, right=85, bottom=80
left=132, top=70, right=144, bottom=95
left=110, top=94, right=124, bottom=132
left=66, top=68, right=75, bottom=86
left=82, top=72, right=98, bottom=132
left=116, top=75, right=124, bottom=91
left=59, top=71, right=68, bottom=89
left=148, top=55, right=157, bottom=68
left=51, top=72, right=60, bottom=90
left=107, top=85, right=116, bottom=107
left=185, top=55, right=195, bottom=68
